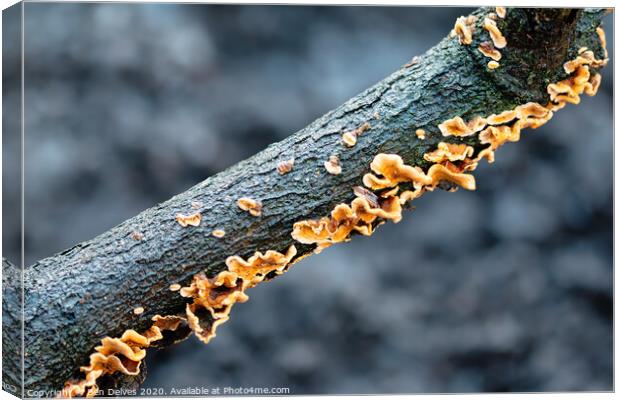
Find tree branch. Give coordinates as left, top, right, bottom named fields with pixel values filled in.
left=3, top=7, right=609, bottom=396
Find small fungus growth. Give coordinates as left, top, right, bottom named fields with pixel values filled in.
left=212, top=229, right=226, bottom=238
left=487, top=60, right=500, bottom=69
left=341, top=122, right=371, bottom=148
left=415, top=129, right=426, bottom=139
left=452, top=15, right=476, bottom=45
left=237, top=197, right=262, bottom=217
left=478, top=41, right=501, bottom=61
left=342, top=131, right=357, bottom=147
left=169, top=283, right=181, bottom=292
left=133, top=307, right=144, bottom=315
left=130, top=231, right=144, bottom=241
left=276, top=158, right=295, bottom=175
left=484, top=17, right=507, bottom=49
left=175, top=212, right=202, bottom=227
left=324, top=155, right=342, bottom=175
left=495, top=6, right=506, bottom=18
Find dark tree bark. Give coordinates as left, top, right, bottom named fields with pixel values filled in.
left=2, top=7, right=610, bottom=397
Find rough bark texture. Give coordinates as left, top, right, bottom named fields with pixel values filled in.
left=2, top=7, right=609, bottom=397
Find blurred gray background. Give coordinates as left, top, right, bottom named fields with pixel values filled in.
left=2, top=3, right=613, bottom=394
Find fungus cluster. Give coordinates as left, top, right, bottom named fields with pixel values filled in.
left=237, top=197, right=262, bottom=217
left=64, top=243, right=299, bottom=397
left=180, top=245, right=297, bottom=343
left=61, top=315, right=188, bottom=397
left=475, top=8, right=507, bottom=69
left=341, top=122, right=371, bottom=148
left=291, top=30, right=608, bottom=256
left=291, top=191, right=402, bottom=253
left=437, top=39, right=607, bottom=174
left=549, top=47, right=606, bottom=106
left=291, top=149, right=484, bottom=254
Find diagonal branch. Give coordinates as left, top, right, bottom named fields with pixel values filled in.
left=2, top=7, right=610, bottom=397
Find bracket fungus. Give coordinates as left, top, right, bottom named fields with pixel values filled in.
left=495, top=6, right=506, bottom=18
left=237, top=197, right=262, bottom=217
left=438, top=115, right=486, bottom=137
left=452, top=15, right=476, bottom=45
left=478, top=41, right=502, bottom=61
left=363, top=153, right=431, bottom=190
left=483, top=17, right=507, bottom=49
left=415, top=129, right=426, bottom=140
left=175, top=212, right=202, bottom=227
left=423, top=142, right=475, bottom=163
left=291, top=195, right=403, bottom=253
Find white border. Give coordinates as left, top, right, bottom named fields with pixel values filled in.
left=0, top=1, right=615, bottom=400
